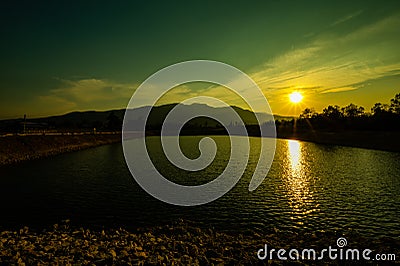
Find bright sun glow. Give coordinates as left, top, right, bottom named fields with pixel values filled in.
left=289, top=92, right=303, bottom=103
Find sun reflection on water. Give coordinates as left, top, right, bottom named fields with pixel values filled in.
left=288, top=140, right=301, bottom=171
left=284, top=140, right=317, bottom=224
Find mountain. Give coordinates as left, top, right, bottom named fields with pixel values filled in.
left=0, top=104, right=293, bottom=133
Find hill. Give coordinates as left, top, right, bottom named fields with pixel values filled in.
left=0, top=104, right=291, bottom=134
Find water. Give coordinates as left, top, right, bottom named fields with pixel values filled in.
left=0, top=136, right=399, bottom=241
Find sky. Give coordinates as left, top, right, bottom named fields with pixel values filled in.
left=0, top=0, right=399, bottom=119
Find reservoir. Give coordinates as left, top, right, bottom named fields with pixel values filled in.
left=0, top=136, right=399, bottom=242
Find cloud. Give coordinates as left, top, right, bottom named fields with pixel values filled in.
left=320, top=87, right=358, bottom=94
left=37, top=78, right=138, bottom=114
left=51, top=78, right=135, bottom=102
left=331, top=9, right=363, bottom=26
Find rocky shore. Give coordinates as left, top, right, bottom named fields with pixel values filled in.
left=0, top=220, right=398, bottom=265
left=0, top=220, right=258, bottom=265
left=0, top=133, right=121, bottom=166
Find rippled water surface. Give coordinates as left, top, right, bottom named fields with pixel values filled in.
left=0, top=136, right=399, bottom=240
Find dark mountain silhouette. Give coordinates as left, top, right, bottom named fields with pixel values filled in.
left=0, top=104, right=292, bottom=134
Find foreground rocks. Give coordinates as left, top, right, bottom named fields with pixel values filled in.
left=0, top=221, right=259, bottom=265
left=0, top=220, right=399, bottom=265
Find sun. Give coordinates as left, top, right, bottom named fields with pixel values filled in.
left=289, top=91, right=303, bottom=103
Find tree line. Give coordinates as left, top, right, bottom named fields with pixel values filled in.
left=277, top=93, right=400, bottom=131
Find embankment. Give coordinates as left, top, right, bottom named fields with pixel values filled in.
left=0, top=133, right=121, bottom=166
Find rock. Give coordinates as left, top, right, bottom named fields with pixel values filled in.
left=109, top=249, right=116, bottom=257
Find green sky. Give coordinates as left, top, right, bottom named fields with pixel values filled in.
left=0, top=1, right=399, bottom=119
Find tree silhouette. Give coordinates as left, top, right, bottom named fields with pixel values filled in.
left=390, top=93, right=400, bottom=114
left=341, top=103, right=364, bottom=117
left=289, top=92, right=400, bottom=132
left=371, top=103, right=390, bottom=115
left=322, top=105, right=342, bottom=119
left=300, top=108, right=317, bottom=119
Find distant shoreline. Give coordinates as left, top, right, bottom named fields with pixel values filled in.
left=276, top=130, right=400, bottom=153
left=1, top=130, right=399, bottom=166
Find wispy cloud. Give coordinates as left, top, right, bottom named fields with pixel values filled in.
left=331, top=9, right=363, bottom=26
left=37, top=78, right=137, bottom=114
left=51, top=78, right=135, bottom=102
left=320, top=86, right=358, bottom=94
